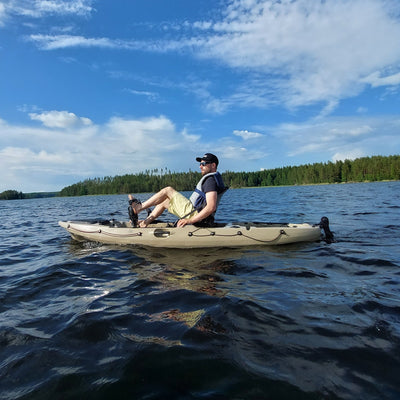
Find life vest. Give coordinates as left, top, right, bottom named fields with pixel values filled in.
left=189, top=172, right=226, bottom=213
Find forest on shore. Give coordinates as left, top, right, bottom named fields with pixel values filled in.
left=58, top=155, right=400, bottom=197
left=0, top=190, right=58, bottom=200
left=1, top=155, right=399, bottom=200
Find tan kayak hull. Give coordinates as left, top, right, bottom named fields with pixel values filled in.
left=59, top=220, right=322, bottom=248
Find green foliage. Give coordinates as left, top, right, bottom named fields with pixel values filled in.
left=23, top=192, right=58, bottom=199
left=58, top=155, right=400, bottom=196
left=0, top=191, right=59, bottom=200
left=224, top=155, right=400, bottom=188
left=59, top=169, right=202, bottom=197
left=0, top=190, right=24, bottom=200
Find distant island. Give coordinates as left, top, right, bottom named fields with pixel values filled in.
left=0, top=190, right=59, bottom=200
left=2, top=155, right=399, bottom=200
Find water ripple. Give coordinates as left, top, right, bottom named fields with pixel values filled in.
left=1, top=183, right=400, bottom=399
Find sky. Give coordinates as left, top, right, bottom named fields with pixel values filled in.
left=1, top=0, right=400, bottom=192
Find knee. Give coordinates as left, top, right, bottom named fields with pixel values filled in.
left=162, top=186, right=176, bottom=197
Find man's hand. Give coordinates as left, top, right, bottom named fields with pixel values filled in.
left=177, top=218, right=192, bottom=227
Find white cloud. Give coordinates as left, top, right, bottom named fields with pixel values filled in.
left=273, top=115, right=397, bottom=160
left=362, top=71, right=400, bottom=88
left=182, top=129, right=201, bottom=142
left=233, top=129, right=263, bottom=140
left=29, top=110, right=92, bottom=128
left=329, top=125, right=373, bottom=137
left=1, top=111, right=399, bottom=192
left=125, top=89, right=159, bottom=102
left=3, top=0, right=94, bottom=19
left=28, top=34, right=122, bottom=50
left=0, top=3, right=6, bottom=26
left=332, top=149, right=366, bottom=162
left=24, top=0, right=400, bottom=114
left=204, top=98, right=229, bottom=115
left=218, top=144, right=267, bottom=163
left=33, top=0, right=93, bottom=16
left=27, top=34, right=183, bottom=52
left=0, top=113, right=208, bottom=192
left=0, top=146, right=67, bottom=166
left=197, top=0, right=400, bottom=108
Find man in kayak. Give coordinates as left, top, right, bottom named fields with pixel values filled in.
left=129, top=153, right=226, bottom=228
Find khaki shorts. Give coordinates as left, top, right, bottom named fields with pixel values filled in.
left=168, top=192, right=198, bottom=219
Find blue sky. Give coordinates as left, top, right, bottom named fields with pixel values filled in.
left=1, top=0, right=400, bottom=192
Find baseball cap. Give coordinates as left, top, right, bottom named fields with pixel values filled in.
left=195, top=153, right=219, bottom=166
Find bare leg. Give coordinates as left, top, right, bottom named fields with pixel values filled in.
left=129, top=187, right=178, bottom=227
left=141, top=186, right=177, bottom=210
left=139, top=202, right=168, bottom=227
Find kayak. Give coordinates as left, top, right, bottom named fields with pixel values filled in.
left=58, top=217, right=332, bottom=248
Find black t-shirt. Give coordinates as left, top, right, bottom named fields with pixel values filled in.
left=202, top=175, right=219, bottom=194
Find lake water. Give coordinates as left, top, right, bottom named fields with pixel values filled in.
left=1, top=182, right=400, bottom=400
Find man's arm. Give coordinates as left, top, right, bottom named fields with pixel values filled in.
left=177, top=191, right=217, bottom=227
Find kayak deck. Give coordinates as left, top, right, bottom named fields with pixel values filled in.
left=59, top=219, right=323, bottom=248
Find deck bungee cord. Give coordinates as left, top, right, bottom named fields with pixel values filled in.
left=187, top=227, right=288, bottom=243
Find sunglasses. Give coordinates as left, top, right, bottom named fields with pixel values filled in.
left=199, top=161, right=212, bottom=166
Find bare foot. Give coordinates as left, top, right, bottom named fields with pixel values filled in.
left=128, top=194, right=142, bottom=213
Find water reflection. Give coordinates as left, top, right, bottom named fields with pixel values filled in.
left=66, top=240, right=243, bottom=296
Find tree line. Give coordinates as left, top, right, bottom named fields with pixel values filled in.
left=2, top=155, right=398, bottom=199
left=58, top=155, right=400, bottom=197
left=0, top=190, right=58, bottom=200
left=0, top=190, right=24, bottom=200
